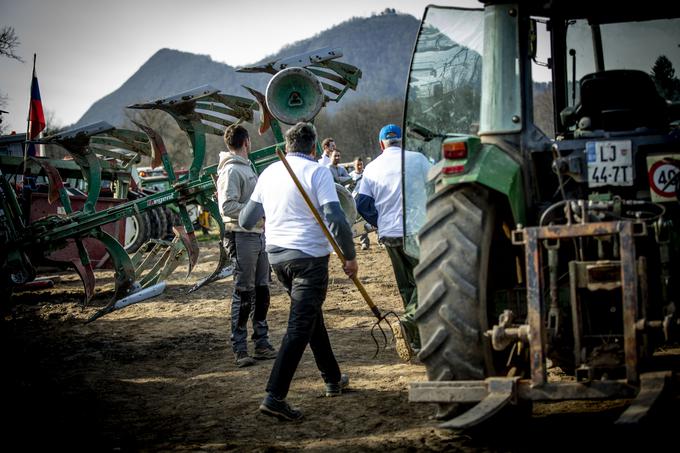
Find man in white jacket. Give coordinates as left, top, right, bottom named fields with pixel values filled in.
left=356, top=124, right=431, bottom=355
left=216, top=124, right=276, bottom=367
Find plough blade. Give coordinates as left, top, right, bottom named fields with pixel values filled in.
left=132, top=121, right=168, bottom=173
left=71, top=255, right=95, bottom=304
left=87, top=281, right=167, bottom=322
left=31, top=157, right=96, bottom=304
left=174, top=225, right=199, bottom=276
left=137, top=240, right=183, bottom=288
left=31, top=157, right=64, bottom=205
left=113, top=281, right=167, bottom=310
left=242, top=86, right=272, bottom=135
left=187, top=243, right=233, bottom=294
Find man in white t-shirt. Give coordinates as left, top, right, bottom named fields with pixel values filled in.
left=317, top=137, right=335, bottom=166
left=356, top=124, right=431, bottom=354
left=240, top=122, right=357, bottom=421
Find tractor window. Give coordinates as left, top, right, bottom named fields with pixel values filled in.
left=403, top=6, right=483, bottom=258
left=531, top=19, right=554, bottom=137
left=404, top=6, right=484, bottom=158
left=566, top=18, right=680, bottom=106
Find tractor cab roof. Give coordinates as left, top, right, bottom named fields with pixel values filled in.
left=480, top=1, right=680, bottom=23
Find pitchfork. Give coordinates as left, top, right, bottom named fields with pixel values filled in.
left=276, top=148, right=413, bottom=361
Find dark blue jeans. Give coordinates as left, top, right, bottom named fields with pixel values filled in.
left=266, top=255, right=341, bottom=399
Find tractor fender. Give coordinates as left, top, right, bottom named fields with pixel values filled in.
left=432, top=141, right=525, bottom=225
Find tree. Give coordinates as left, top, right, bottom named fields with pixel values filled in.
left=533, top=82, right=555, bottom=137
left=0, top=26, right=23, bottom=62
left=315, top=98, right=403, bottom=163
left=0, top=26, right=23, bottom=134
left=651, top=55, right=680, bottom=102
left=0, top=93, right=9, bottom=135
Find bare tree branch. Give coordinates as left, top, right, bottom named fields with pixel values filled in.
left=0, top=26, right=24, bottom=62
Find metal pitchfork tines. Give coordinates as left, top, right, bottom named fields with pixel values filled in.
left=275, top=148, right=413, bottom=361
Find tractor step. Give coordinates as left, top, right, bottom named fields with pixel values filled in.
left=439, top=378, right=519, bottom=429
left=615, top=371, right=671, bottom=425
left=410, top=376, right=652, bottom=428
left=409, top=377, right=519, bottom=429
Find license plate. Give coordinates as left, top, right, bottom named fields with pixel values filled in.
left=586, top=140, right=633, bottom=187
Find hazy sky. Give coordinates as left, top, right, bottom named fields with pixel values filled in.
left=1, top=0, right=479, bottom=132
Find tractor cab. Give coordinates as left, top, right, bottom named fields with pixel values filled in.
left=404, top=1, right=680, bottom=428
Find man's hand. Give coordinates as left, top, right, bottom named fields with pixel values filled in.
left=343, top=259, right=358, bottom=278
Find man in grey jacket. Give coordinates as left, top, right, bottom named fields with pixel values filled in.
left=216, top=124, right=277, bottom=367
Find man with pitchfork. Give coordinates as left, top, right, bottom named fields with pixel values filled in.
left=240, top=122, right=356, bottom=421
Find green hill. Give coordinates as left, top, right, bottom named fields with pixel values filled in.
left=76, top=10, right=420, bottom=127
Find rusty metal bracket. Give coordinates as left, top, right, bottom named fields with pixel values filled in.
left=520, top=221, right=641, bottom=386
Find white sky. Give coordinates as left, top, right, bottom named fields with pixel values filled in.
left=1, top=0, right=479, bottom=132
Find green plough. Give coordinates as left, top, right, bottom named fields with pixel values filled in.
left=0, top=47, right=361, bottom=320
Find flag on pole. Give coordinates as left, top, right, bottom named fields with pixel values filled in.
left=26, top=53, right=46, bottom=158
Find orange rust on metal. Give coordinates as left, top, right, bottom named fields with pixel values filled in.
left=523, top=227, right=546, bottom=385
left=618, top=221, right=639, bottom=385
left=133, top=121, right=168, bottom=170
left=243, top=86, right=272, bottom=135
left=174, top=225, right=199, bottom=274
left=522, top=220, right=641, bottom=386
left=536, top=221, right=621, bottom=239
left=32, top=157, right=64, bottom=204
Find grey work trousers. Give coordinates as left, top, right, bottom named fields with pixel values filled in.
left=224, top=231, right=271, bottom=353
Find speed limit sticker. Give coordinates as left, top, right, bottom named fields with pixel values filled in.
left=647, top=154, right=679, bottom=202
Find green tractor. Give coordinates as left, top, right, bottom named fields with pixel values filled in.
left=404, top=1, right=680, bottom=427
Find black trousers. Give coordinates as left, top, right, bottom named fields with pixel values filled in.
left=266, top=255, right=341, bottom=399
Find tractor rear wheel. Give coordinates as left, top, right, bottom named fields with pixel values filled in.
left=153, top=207, right=168, bottom=239
left=148, top=209, right=163, bottom=239
left=414, top=185, right=506, bottom=419
left=415, top=185, right=495, bottom=380
left=124, top=212, right=150, bottom=253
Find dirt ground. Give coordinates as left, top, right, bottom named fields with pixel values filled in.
left=3, top=234, right=678, bottom=452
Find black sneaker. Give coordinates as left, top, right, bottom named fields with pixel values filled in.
left=259, top=394, right=303, bottom=421
left=253, top=344, right=277, bottom=360
left=234, top=351, right=256, bottom=368
left=324, top=373, right=350, bottom=397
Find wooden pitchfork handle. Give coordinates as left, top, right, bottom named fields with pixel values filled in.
left=275, top=148, right=382, bottom=319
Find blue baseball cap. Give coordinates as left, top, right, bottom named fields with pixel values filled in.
left=379, top=124, right=402, bottom=141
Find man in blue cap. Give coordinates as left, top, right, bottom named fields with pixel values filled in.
left=355, top=124, right=431, bottom=357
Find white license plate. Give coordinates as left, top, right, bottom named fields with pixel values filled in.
left=586, top=140, right=633, bottom=187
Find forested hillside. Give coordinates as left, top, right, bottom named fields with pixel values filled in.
left=76, top=10, right=420, bottom=129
